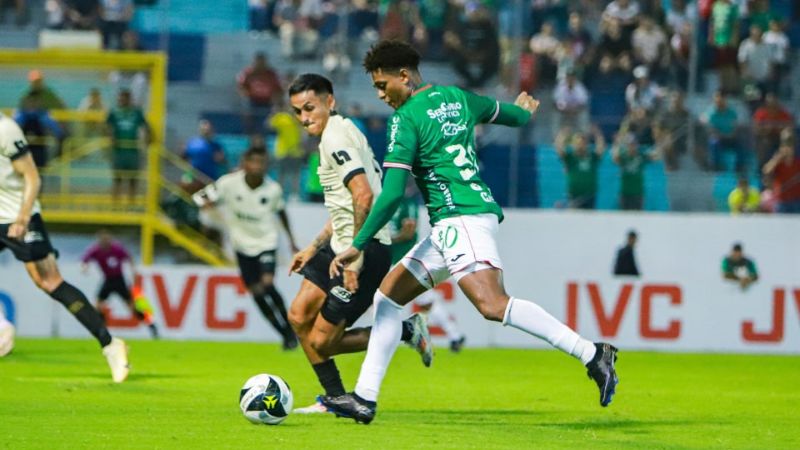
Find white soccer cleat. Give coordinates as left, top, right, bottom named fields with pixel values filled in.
left=0, top=321, right=15, bottom=357
left=102, top=337, right=129, bottom=383
left=293, top=395, right=333, bottom=414
left=407, top=313, right=434, bottom=367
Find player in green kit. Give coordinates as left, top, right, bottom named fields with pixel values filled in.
left=323, top=41, right=620, bottom=423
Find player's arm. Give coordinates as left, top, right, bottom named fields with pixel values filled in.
left=347, top=173, right=374, bottom=245
left=289, top=220, right=332, bottom=274
left=277, top=209, right=300, bottom=254
left=8, top=151, right=41, bottom=240
left=463, top=89, right=537, bottom=127
left=554, top=128, right=570, bottom=159
left=330, top=167, right=409, bottom=277
left=592, top=125, right=607, bottom=156
left=392, top=217, right=417, bottom=244
left=721, top=259, right=738, bottom=281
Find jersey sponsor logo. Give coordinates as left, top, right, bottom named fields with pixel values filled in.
left=331, top=286, right=353, bottom=303
left=234, top=211, right=261, bottom=222
left=426, top=102, right=463, bottom=123
left=259, top=252, right=275, bottom=264
left=441, top=121, right=467, bottom=137
left=481, top=191, right=496, bottom=203
left=13, top=140, right=26, bottom=155
left=387, top=116, right=400, bottom=153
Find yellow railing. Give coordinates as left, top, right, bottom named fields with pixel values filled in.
left=0, top=49, right=231, bottom=266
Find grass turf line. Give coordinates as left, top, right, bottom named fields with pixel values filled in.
left=0, top=339, right=798, bottom=449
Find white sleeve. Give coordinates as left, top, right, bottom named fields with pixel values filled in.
left=0, top=120, right=29, bottom=160
left=320, top=133, right=368, bottom=187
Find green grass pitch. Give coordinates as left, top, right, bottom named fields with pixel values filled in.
left=1, top=339, right=798, bottom=449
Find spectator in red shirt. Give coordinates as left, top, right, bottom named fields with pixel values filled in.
left=752, top=93, right=793, bottom=169
left=237, top=52, right=283, bottom=132
left=763, top=130, right=800, bottom=214
left=81, top=229, right=158, bottom=337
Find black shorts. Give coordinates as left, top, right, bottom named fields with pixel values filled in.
left=300, top=240, right=391, bottom=327
left=98, top=275, right=132, bottom=301
left=0, top=214, right=56, bottom=263
left=236, top=249, right=277, bottom=287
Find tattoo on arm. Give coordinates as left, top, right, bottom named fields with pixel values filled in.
left=311, top=222, right=333, bottom=251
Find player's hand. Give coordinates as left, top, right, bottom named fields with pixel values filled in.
left=343, top=269, right=359, bottom=293
left=289, top=247, right=316, bottom=275
left=330, top=246, right=361, bottom=278
left=514, top=92, right=540, bottom=116
left=401, top=220, right=415, bottom=235
left=7, top=217, right=29, bottom=240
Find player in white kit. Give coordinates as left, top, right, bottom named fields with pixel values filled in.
left=284, top=74, right=431, bottom=414
left=0, top=112, right=129, bottom=382
left=193, top=147, right=300, bottom=349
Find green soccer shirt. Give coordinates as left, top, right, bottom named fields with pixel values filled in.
left=107, top=107, right=146, bottom=151
left=389, top=196, right=419, bottom=264
left=618, top=151, right=645, bottom=197
left=383, top=85, right=505, bottom=224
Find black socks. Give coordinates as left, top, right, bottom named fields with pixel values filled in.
left=50, top=282, right=112, bottom=347
left=312, top=359, right=346, bottom=396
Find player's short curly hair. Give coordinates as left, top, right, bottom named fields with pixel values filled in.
left=363, top=40, right=421, bottom=74
left=288, top=73, right=334, bottom=96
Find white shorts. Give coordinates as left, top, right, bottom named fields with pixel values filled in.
left=401, top=214, right=503, bottom=289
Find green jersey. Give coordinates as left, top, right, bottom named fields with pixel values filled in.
left=107, top=107, right=146, bottom=150
left=618, top=151, right=646, bottom=197
left=563, top=150, right=599, bottom=198
left=389, top=196, right=419, bottom=264
left=383, top=85, right=505, bottom=224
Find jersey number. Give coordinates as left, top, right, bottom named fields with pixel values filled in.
left=332, top=150, right=352, bottom=165
left=445, top=144, right=481, bottom=190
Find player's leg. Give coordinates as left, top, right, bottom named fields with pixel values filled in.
left=95, top=278, right=113, bottom=323
left=451, top=214, right=618, bottom=406
left=0, top=304, right=14, bottom=357
left=259, top=272, right=296, bottom=349
left=114, top=277, right=158, bottom=338
left=6, top=215, right=129, bottom=381
left=259, top=268, right=296, bottom=346
left=423, top=295, right=465, bottom=352
left=236, top=251, right=295, bottom=348
left=322, top=239, right=447, bottom=422
left=25, top=255, right=129, bottom=382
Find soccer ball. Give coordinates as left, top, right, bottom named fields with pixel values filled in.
left=239, top=374, right=293, bottom=425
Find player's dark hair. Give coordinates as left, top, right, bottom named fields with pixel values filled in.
left=732, top=243, right=743, bottom=252
left=243, top=145, right=268, bottom=160
left=288, top=73, right=334, bottom=97
left=627, top=230, right=637, bottom=239
left=363, top=40, right=421, bottom=74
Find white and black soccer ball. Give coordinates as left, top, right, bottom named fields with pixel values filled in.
left=239, top=374, right=293, bottom=425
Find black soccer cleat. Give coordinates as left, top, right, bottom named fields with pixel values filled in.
left=320, top=393, right=376, bottom=424
left=450, top=336, right=466, bottom=353
left=586, top=342, right=619, bottom=407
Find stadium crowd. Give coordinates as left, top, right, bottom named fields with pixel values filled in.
left=5, top=0, right=799, bottom=214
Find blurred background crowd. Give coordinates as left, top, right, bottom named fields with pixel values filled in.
left=1, top=0, right=798, bottom=219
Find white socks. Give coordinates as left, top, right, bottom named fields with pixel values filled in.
left=428, top=301, right=462, bottom=341
left=502, top=297, right=596, bottom=365
left=354, top=291, right=406, bottom=402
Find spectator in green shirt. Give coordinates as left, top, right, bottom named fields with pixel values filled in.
left=722, top=243, right=758, bottom=291
left=555, top=125, right=606, bottom=209
left=18, top=70, right=66, bottom=111
left=612, top=132, right=659, bottom=210
left=105, top=89, right=150, bottom=203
